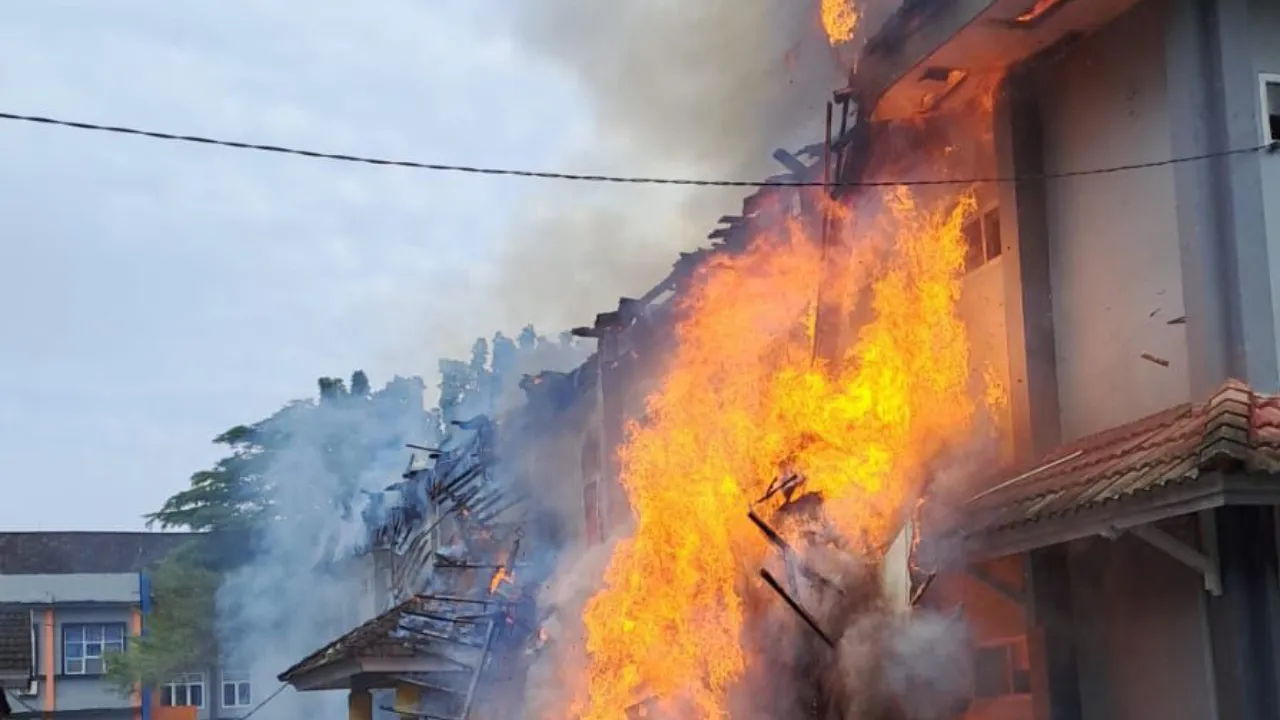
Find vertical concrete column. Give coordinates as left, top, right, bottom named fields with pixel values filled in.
left=393, top=683, right=420, bottom=714
left=994, top=69, right=1062, bottom=459
left=1026, top=547, right=1082, bottom=720
left=348, top=688, right=373, bottom=720
left=42, top=607, right=54, bottom=716
left=1205, top=507, right=1280, bottom=720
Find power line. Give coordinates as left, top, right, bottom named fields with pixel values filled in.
left=236, top=682, right=289, bottom=720
left=0, top=110, right=1276, bottom=188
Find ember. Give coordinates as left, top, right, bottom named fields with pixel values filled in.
left=570, top=187, right=980, bottom=719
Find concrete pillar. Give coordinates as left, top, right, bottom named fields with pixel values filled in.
left=994, top=69, right=1062, bottom=459
left=1166, top=0, right=1279, bottom=394
left=1026, top=546, right=1082, bottom=720
left=348, top=689, right=372, bottom=720
left=393, top=683, right=420, bottom=715
left=1205, top=507, right=1280, bottom=720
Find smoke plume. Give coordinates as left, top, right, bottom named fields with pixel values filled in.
left=485, top=0, right=845, bottom=335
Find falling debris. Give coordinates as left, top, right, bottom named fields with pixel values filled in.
left=1167, top=315, right=1187, bottom=325
left=1141, top=352, right=1171, bottom=368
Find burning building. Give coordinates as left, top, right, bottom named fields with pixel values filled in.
left=277, top=0, right=1280, bottom=718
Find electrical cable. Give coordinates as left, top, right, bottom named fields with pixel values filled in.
left=1, top=110, right=1277, bottom=188
left=235, top=682, right=288, bottom=720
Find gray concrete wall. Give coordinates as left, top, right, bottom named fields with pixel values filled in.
left=45, top=604, right=136, bottom=713
left=0, top=574, right=140, bottom=604
left=1067, top=532, right=1216, bottom=720
left=1038, top=0, right=1191, bottom=441
left=1253, top=0, right=1280, bottom=369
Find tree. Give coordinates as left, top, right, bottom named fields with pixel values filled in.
left=105, top=545, right=220, bottom=692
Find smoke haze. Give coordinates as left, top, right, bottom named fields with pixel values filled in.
left=476, top=0, right=845, bottom=339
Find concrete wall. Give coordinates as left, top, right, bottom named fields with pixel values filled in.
left=1038, top=0, right=1191, bottom=441
left=35, top=604, right=136, bottom=714
left=1253, top=0, right=1280, bottom=368
left=0, top=573, right=140, bottom=604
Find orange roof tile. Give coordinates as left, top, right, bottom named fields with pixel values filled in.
left=962, top=380, right=1280, bottom=545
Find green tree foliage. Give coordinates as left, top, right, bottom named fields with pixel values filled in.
left=105, top=545, right=220, bottom=692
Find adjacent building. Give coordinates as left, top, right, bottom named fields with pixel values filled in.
left=0, top=532, right=253, bottom=720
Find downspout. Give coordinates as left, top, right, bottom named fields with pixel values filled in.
left=41, top=607, right=53, bottom=718
left=139, top=572, right=152, bottom=720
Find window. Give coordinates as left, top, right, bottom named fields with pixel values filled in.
left=1262, top=75, right=1280, bottom=143
left=161, top=673, right=206, bottom=708
left=962, top=205, right=1003, bottom=273
left=221, top=671, right=252, bottom=708
left=62, top=623, right=125, bottom=675
left=972, top=638, right=1031, bottom=700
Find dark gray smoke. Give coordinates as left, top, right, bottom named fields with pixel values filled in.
left=484, top=0, right=844, bottom=335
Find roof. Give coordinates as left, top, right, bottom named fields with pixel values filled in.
left=278, top=595, right=497, bottom=684
left=0, top=532, right=197, bottom=575
left=960, top=380, right=1280, bottom=557
left=0, top=610, right=32, bottom=685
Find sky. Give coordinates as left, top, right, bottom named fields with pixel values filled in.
left=0, top=0, right=591, bottom=531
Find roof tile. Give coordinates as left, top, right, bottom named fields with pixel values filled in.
left=963, top=380, right=1280, bottom=539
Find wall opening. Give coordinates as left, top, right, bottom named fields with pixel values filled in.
left=963, top=205, right=1003, bottom=273
left=1263, top=74, right=1280, bottom=143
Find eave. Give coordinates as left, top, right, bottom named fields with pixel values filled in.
left=852, top=0, right=1145, bottom=120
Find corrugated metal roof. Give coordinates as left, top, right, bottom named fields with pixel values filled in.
left=0, top=532, right=196, bottom=575
left=0, top=610, right=32, bottom=685
left=964, top=380, right=1280, bottom=539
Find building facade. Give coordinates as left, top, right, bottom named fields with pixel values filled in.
left=0, top=532, right=253, bottom=720
left=846, top=0, right=1280, bottom=719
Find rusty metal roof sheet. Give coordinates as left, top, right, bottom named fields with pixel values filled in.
left=963, top=380, right=1280, bottom=541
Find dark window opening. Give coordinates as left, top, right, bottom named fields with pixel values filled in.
left=1266, top=80, right=1280, bottom=143
left=962, top=204, right=1002, bottom=274
left=972, top=638, right=1032, bottom=702
left=584, top=481, right=602, bottom=546
left=963, top=219, right=984, bottom=272
left=974, top=646, right=1012, bottom=699
left=983, top=208, right=1002, bottom=260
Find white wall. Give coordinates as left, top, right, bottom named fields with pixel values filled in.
left=1039, top=0, right=1191, bottom=441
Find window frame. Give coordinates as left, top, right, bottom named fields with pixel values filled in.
left=61, top=622, right=126, bottom=676
left=1260, top=73, right=1280, bottom=144
left=220, top=670, right=253, bottom=709
left=961, top=202, right=1003, bottom=274
left=971, top=636, right=1032, bottom=702
left=161, top=672, right=207, bottom=709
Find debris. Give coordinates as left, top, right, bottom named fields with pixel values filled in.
left=1140, top=352, right=1171, bottom=368
left=759, top=569, right=836, bottom=649
left=1167, top=315, right=1187, bottom=325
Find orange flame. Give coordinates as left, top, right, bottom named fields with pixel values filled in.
left=820, top=0, right=859, bottom=45
left=572, top=188, right=979, bottom=719
left=489, top=566, right=514, bottom=594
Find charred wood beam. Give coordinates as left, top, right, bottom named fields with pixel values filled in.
left=390, top=675, right=467, bottom=696
left=772, top=148, right=811, bottom=177
left=401, top=609, right=481, bottom=625
left=759, top=569, right=835, bottom=649
left=459, top=619, right=499, bottom=720
left=416, top=594, right=500, bottom=607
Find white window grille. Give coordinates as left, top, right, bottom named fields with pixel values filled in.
left=161, top=673, right=206, bottom=708
left=221, top=670, right=252, bottom=708
left=62, top=623, right=125, bottom=675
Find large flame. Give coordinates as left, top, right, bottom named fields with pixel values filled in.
left=572, top=188, right=979, bottom=719
left=820, top=0, right=860, bottom=45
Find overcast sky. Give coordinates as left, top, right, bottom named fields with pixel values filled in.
left=0, top=0, right=590, bottom=531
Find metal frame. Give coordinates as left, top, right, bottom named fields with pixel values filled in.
left=1258, top=72, right=1280, bottom=144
